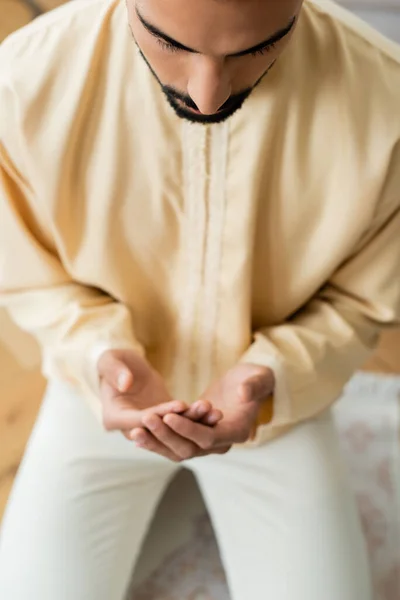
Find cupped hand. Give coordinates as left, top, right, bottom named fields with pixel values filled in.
left=130, top=364, right=275, bottom=461
left=97, top=349, right=222, bottom=445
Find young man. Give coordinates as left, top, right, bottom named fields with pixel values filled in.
left=0, top=0, right=399, bottom=598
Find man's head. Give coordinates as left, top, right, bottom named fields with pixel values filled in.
left=127, top=0, right=303, bottom=124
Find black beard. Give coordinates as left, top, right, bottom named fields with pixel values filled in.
left=161, top=84, right=252, bottom=124
left=135, top=40, right=276, bottom=124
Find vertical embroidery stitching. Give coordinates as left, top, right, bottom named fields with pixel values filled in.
left=197, top=123, right=229, bottom=389
left=172, top=123, right=207, bottom=401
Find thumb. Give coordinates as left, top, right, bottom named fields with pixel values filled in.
left=239, top=370, right=274, bottom=404
left=98, top=352, right=133, bottom=393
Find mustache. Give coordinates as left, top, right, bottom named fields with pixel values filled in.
left=162, top=85, right=252, bottom=113
left=162, top=63, right=276, bottom=114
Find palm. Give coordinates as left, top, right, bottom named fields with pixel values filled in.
left=98, top=349, right=189, bottom=433
left=124, top=369, right=171, bottom=411
left=106, top=350, right=172, bottom=410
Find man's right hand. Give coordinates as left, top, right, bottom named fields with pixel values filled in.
left=97, top=349, right=222, bottom=441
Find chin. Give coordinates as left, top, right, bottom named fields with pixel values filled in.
left=165, top=94, right=248, bottom=125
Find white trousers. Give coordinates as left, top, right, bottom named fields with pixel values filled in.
left=0, top=380, right=373, bottom=600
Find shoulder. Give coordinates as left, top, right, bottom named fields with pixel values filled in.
left=0, top=0, right=125, bottom=104
left=0, top=0, right=127, bottom=166
left=305, top=0, right=400, bottom=63
left=0, top=0, right=118, bottom=64
left=297, top=1, right=400, bottom=134
left=302, top=0, right=400, bottom=81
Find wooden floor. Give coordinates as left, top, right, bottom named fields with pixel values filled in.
left=0, top=355, right=46, bottom=519
left=1, top=330, right=400, bottom=521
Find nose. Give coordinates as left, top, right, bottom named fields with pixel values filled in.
left=187, top=56, right=232, bottom=115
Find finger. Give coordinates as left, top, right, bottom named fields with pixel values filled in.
left=104, top=400, right=188, bottom=432
left=103, top=404, right=142, bottom=431
left=165, top=413, right=248, bottom=446
left=101, top=379, right=188, bottom=431
left=201, top=408, right=223, bottom=426
left=98, top=353, right=133, bottom=393
left=141, top=415, right=199, bottom=460
left=101, top=379, right=187, bottom=417
left=183, top=400, right=212, bottom=421
left=130, top=428, right=183, bottom=462
left=183, top=403, right=223, bottom=427
left=100, top=381, right=140, bottom=430
left=144, top=400, right=189, bottom=418
left=239, top=373, right=274, bottom=403
left=213, top=445, right=232, bottom=455
left=131, top=428, right=226, bottom=459
left=162, top=414, right=217, bottom=450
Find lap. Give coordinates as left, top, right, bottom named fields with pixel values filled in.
left=0, top=380, right=178, bottom=600
left=191, top=410, right=373, bottom=600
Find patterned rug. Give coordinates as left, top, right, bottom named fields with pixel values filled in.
left=129, top=373, right=400, bottom=600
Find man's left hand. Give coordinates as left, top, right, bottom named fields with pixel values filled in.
left=129, top=364, right=275, bottom=462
